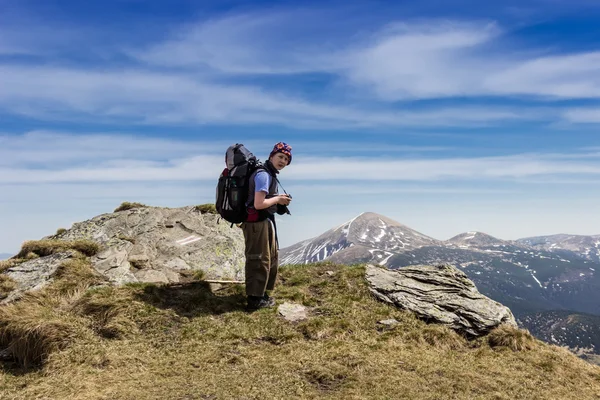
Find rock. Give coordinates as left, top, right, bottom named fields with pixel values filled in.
left=365, top=264, right=516, bottom=337
left=377, top=319, right=399, bottom=326
left=53, top=206, right=245, bottom=285
left=278, top=302, right=308, bottom=322
left=2, top=251, right=76, bottom=303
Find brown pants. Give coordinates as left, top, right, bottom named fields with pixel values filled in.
left=241, top=219, right=278, bottom=297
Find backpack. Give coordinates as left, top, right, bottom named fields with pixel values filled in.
left=215, top=144, right=262, bottom=224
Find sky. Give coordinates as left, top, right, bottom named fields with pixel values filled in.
left=2, top=0, right=600, bottom=254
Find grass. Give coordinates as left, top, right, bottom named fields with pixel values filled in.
left=194, top=203, right=217, bottom=214
left=0, top=262, right=598, bottom=399
left=16, top=239, right=100, bottom=259
left=0, top=275, right=17, bottom=300
left=114, top=202, right=147, bottom=212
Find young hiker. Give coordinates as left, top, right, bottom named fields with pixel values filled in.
left=241, top=142, right=292, bottom=311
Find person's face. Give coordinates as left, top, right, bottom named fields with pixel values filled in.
left=270, top=152, right=290, bottom=170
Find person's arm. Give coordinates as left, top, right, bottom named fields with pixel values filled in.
left=254, top=191, right=291, bottom=210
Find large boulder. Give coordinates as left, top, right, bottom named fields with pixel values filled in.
left=55, top=205, right=245, bottom=285
left=365, top=264, right=516, bottom=337
left=0, top=205, right=245, bottom=302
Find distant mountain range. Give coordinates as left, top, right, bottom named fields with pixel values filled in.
left=0, top=253, right=12, bottom=260
left=281, top=212, right=600, bottom=360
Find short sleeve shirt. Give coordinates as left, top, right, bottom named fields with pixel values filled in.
left=254, top=170, right=271, bottom=193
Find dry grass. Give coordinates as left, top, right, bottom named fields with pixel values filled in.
left=488, top=324, right=538, bottom=351
left=16, top=239, right=100, bottom=259
left=194, top=203, right=217, bottom=214
left=0, top=291, right=90, bottom=368
left=0, top=259, right=19, bottom=273
left=0, top=275, right=17, bottom=300
left=114, top=202, right=147, bottom=212
left=55, top=228, right=67, bottom=236
left=0, top=262, right=598, bottom=400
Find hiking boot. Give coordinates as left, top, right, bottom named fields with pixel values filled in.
left=246, top=296, right=275, bottom=311
left=263, top=293, right=276, bottom=307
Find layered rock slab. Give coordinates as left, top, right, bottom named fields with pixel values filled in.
left=366, top=263, right=516, bottom=337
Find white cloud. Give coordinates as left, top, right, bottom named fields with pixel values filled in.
left=2, top=131, right=600, bottom=254
left=0, top=65, right=541, bottom=128
left=135, top=13, right=600, bottom=102
left=2, top=132, right=600, bottom=185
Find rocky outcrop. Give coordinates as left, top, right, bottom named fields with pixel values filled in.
left=365, top=264, right=516, bottom=337
left=2, top=251, right=77, bottom=303
left=53, top=205, right=245, bottom=285
left=0, top=206, right=245, bottom=303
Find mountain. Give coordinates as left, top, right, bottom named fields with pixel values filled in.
left=519, top=310, right=600, bottom=364
left=281, top=212, right=440, bottom=266
left=0, top=254, right=12, bottom=260
left=517, top=234, right=600, bottom=263
left=281, top=212, right=600, bottom=317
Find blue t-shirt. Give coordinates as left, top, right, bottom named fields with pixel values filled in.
left=254, top=170, right=271, bottom=194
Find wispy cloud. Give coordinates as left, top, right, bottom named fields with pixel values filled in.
left=135, top=13, right=600, bottom=102
left=0, top=65, right=541, bottom=128
left=2, top=131, right=600, bottom=184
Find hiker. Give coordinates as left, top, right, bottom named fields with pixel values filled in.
left=242, top=142, right=292, bottom=311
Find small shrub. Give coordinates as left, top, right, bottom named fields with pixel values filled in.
left=114, top=202, right=147, bottom=212
left=16, top=239, right=100, bottom=258
left=487, top=324, right=537, bottom=351
left=55, top=228, right=67, bottom=235
left=194, top=203, right=217, bottom=214
left=0, top=275, right=17, bottom=300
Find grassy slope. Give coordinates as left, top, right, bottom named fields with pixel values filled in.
left=0, top=261, right=599, bottom=400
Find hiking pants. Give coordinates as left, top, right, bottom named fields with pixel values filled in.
left=241, top=219, right=278, bottom=297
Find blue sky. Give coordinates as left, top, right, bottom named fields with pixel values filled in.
left=2, top=0, right=600, bottom=254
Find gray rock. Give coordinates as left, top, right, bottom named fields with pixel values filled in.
left=2, top=252, right=76, bottom=303
left=278, top=302, right=308, bottom=322
left=0, top=206, right=246, bottom=303
left=365, top=264, right=516, bottom=337
left=52, top=206, right=245, bottom=285
left=377, top=319, right=399, bottom=326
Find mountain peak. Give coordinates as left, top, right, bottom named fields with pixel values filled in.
left=446, top=231, right=505, bottom=247
left=282, top=212, right=440, bottom=265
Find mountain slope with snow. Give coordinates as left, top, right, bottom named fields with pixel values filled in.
left=281, top=212, right=439, bottom=266
left=517, top=234, right=600, bottom=263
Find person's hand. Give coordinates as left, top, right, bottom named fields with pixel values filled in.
left=276, top=194, right=292, bottom=206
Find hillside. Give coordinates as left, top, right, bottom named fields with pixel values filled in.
left=0, top=261, right=599, bottom=399
left=519, top=310, right=600, bottom=363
